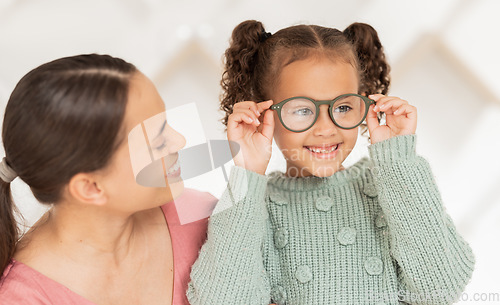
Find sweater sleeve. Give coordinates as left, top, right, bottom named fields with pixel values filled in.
left=368, top=135, right=475, bottom=305
left=186, top=166, right=272, bottom=305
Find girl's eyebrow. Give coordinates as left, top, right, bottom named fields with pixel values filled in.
left=153, top=120, right=167, bottom=139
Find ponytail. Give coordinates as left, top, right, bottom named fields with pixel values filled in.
left=343, top=22, right=390, bottom=95
left=221, top=20, right=267, bottom=127
left=0, top=180, right=19, bottom=274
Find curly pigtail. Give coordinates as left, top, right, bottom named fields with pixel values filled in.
left=343, top=23, right=390, bottom=95
left=220, top=20, right=267, bottom=127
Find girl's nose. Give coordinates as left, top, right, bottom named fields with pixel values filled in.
left=312, top=105, right=337, bottom=136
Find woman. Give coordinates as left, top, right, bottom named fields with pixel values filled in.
left=0, top=54, right=216, bottom=304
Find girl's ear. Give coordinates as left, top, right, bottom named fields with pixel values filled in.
left=67, top=173, right=107, bottom=206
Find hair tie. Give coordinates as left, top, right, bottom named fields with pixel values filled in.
left=0, top=157, right=18, bottom=183
left=260, top=30, right=272, bottom=42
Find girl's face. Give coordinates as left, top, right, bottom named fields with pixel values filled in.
left=99, top=72, right=186, bottom=213
left=271, top=56, right=359, bottom=177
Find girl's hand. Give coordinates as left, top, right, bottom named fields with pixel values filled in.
left=366, top=94, right=417, bottom=144
left=227, top=100, right=274, bottom=175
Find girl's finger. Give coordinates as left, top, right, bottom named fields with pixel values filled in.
left=227, top=113, right=243, bottom=131
left=233, top=101, right=254, bottom=110
left=365, top=104, right=380, bottom=135
left=407, top=105, right=417, bottom=121
left=234, top=101, right=260, bottom=116
left=256, top=100, right=274, bottom=113
left=374, top=98, right=408, bottom=113
left=389, top=104, right=418, bottom=134
left=236, top=109, right=260, bottom=126
left=228, top=112, right=256, bottom=129
left=372, top=96, right=396, bottom=111
left=369, top=94, right=404, bottom=103
left=393, top=104, right=407, bottom=115
left=368, top=94, right=384, bottom=101
left=393, top=104, right=417, bottom=119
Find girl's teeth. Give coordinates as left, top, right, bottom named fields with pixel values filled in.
left=307, top=144, right=338, bottom=153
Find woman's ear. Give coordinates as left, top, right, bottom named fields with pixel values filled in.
left=68, top=173, right=107, bottom=206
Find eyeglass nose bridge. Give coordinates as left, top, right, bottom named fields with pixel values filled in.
left=311, top=99, right=340, bottom=133
left=314, top=99, right=347, bottom=130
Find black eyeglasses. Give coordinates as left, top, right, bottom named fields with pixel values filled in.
left=270, top=93, right=375, bottom=132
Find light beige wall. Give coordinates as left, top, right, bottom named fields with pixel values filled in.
left=1, top=0, right=498, bottom=301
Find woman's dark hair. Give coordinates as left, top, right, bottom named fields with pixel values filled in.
left=220, top=20, right=390, bottom=134
left=0, top=54, right=137, bottom=274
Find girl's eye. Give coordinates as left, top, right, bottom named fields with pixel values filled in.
left=334, top=105, right=352, bottom=113
left=292, top=107, right=315, bottom=116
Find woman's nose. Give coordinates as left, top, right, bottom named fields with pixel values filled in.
left=312, top=105, right=337, bottom=136
left=165, top=125, right=186, bottom=154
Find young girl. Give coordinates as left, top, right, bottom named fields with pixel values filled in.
left=187, top=21, right=475, bottom=305
left=0, top=54, right=216, bottom=304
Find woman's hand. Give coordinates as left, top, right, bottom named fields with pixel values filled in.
left=366, top=94, right=417, bottom=144
left=227, top=100, right=274, bottom=175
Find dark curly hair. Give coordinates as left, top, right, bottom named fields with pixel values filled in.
left=220, top=20, right=390, bottom=135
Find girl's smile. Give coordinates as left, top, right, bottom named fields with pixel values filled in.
left=304, top=142, right=342, bottom=159
left=271, top=56, right=359, bottom=178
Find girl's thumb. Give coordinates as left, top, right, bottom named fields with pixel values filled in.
left=260, top=109, right=274, bottom=141
left=365, top=104, right=379, bottom=135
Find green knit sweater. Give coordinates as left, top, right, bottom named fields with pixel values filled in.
left=187, top=135, right=475, bottom=305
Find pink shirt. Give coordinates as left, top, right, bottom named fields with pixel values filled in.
left=0, top=188, right=217, bottom=305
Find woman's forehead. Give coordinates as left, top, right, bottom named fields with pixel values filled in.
left=125, top=72, right=166, bottom=131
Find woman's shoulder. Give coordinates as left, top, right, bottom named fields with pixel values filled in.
left=0, top=260, right=42, bottom=302
left=0, top=260, right=94, bottom=304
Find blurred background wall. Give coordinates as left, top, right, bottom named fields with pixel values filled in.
left=1, top=0, right=499, bottom=302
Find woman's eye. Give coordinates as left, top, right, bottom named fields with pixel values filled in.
left=152, top=137, right=167, bottom=151
left=293, top=108, right=314, bottom=116
left=155, top=142, right=166, bottom=150
left=334, top=105, right=352, bottom=113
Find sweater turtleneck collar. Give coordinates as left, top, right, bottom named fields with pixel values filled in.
left=267, top=157, right=372, bottom=193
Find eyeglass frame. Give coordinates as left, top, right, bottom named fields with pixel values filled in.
left=269, top=93, right=376, bottom=133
